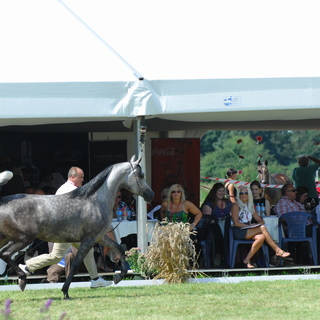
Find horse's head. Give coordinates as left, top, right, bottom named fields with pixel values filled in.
left=257, top=159, right=269, bottom=184
left=126, top=156, right=154, bottom=203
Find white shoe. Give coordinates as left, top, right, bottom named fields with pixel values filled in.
left=90, top=277, right=113, bottom=288
left=0, top=171, right=13, bottom=186
left=18, top=264, right=31, bottom=276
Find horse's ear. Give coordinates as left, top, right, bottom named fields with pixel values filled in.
left=130, top=155, right=141, bottom=165
left=265, top=159, right=268, bottom=166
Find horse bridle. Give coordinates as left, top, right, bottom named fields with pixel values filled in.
left=109, top=163, right=146, bottom=233
left=129, top=162, right=149, bottom=194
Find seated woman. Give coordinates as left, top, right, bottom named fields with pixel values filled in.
left=250, top=180, right=271, bottom=217
left=200, top=183, right=232, bottom=267
left=231, top=185, right=290, bottom=269
left=295, top=185, right=309, bottom=209
left=160, top=184, right=202, bottom=231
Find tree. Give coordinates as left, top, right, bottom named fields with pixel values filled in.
left=200, top=130, right=320, bottom=184
left=201, top=134, right=274, bottom=183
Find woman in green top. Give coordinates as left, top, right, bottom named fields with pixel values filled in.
left=160, top=184, right=202, bottom=231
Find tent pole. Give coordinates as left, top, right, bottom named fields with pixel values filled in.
left=134, top=116, right=148, bottom=253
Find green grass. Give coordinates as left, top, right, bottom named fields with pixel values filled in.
left=1, top=280, right=320, bottom=319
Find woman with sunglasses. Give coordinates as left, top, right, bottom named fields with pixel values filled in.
left=160, top=184, right=202, bottom=231
left=231, top=185, right=290, bottom=269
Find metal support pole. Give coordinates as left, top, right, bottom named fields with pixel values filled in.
left=134, top=116, right=148, bottom=253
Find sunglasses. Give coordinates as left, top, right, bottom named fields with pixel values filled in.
left=117, top=196, right=122, bottom=198
left=239, top=192, right=249, bottom=195
left=171, top=190, right=181, bottom=194
left=161, top=195, right=167, bottom=198
left=287, top=189, right=297, bottom=192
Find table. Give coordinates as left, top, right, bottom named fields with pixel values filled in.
left=111, top=219, right=158, bottom=244
left=264, top=216, right=279, bottom=243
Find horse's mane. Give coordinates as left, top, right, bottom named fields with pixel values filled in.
left=69, top=164, right=115, bottom=199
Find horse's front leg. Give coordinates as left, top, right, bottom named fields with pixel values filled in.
left=0, top=238, right=34, bottom=291
left=61, top=238, right=95, bottom=300
left=96, top=235, right=127, bottom=285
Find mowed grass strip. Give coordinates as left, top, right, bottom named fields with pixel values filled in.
left=0, top=280, right=320, bottom=319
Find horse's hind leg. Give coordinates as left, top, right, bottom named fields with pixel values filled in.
left=61, top=239, right=96, bottom=299
left=97, top=235, right=127, bottom=284
left=0, top=237, right=35, bottom=291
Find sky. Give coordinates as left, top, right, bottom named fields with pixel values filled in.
left=1, top=0, right=320, bottom=82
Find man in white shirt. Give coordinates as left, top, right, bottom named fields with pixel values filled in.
left=19, top=166, right=112, bottom=288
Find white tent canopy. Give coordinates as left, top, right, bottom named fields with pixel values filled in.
left=1, top=77, right=320, bottom=131
left=1, top=1, right=320, bottom=131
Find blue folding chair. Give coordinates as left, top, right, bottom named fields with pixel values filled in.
left=278, top=212, right=317, bottom=265
left=229, top=226, right=269, bottom=268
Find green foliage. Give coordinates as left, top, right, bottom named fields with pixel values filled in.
left=125, top=247, right=145, bottom=274
left=201, top=133, right=274, bottom=182
left=125, top=247, right=157, bottom=278
left=201, top=130, right=320, bottom=183
left=249, top=130, right=320, bottom=166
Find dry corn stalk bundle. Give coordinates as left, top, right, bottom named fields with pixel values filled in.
left=142, top=220, right=197, bottom=283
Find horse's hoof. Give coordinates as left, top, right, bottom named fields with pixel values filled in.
left=18, top=279, right=26, bottom=292
left=113, top=274, right=122, bottom=285
left=62, top=290, right=71, bottom=300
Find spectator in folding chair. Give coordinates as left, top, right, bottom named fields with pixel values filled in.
left=274, top=184, right=310, bottom=236
left=200, top=183, right=232, bottom=268
left=231, top=185, right=290, bottom=269
left=275, top=184, right=319, bottom=264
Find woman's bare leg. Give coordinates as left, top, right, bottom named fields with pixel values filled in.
left=243, top=233, right=265, bottom=267
left=246, top=225, right=290, bottom=257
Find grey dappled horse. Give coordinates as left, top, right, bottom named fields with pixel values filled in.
left=0, top=156, right=154, bottom=299
left=257, top=159, right=292, bottom=205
